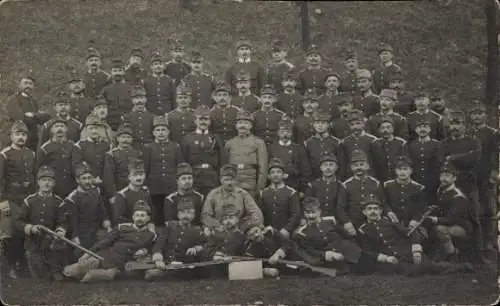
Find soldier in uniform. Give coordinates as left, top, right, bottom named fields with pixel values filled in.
left=164, top=163, right=204, bottom=226
left=429, top=88, right=448, bottom=116
left=101, top=59, right=133, bottom=131
left=297, top=44, right=329, bottom=95
left=0, top=121, right=36, bottom=278
left=143, top=116, right=184, bottom=226
left=39, top=91, right=83, bottom=146
left=268, top=117, right=311, bottom=193
left=276, top=69, right=302, bottom=119
left=353, top=69, right=380, bottom=118
left=6, top=72, right=51, bottom=150
left=209, top=81, right=241, bottom=145
left=183, top=51, right=216, bottom=108
left=146, top=197, right=206, bottom=281
left=367, top=89, right=409, bottom=140
left=225, top=38, right=265, bottom=95
left=124, top=47, right=147, bottom=85
left=407, top=91, right=444, bottom=141
left=181, top=105, right=224, bottom=197
left=372, top=42, right=402, bottom=94
left=266, top=39, right=295, bottom=94
left=167, top=83, right=196, bottom=144
left=102, top=124, right=143, bottom=199
left=15, top=166, right=68, bottom=281
left=293, top=89, right=319, bottom=144
left=63, top=201, right=156, bottom=283
left=340, top=49, right=360, bottom=95
left=37, top=119, right=82, bottom=198
left=202, top=164, right=264, bottom=234
left=256, top=158, right=301, bottom=239
left=231, top=70, right=261, bottom=113
left=317, top=70, right=342, bottom=121
left=305, top=112, right=340, bottom=180
left=371, top=116, right=408, bottom=182
left=144, top=51, right=175, bottom=116
left=83, top=47, right=110, bottom=100
left=252, top=84, right=287, bottom=145
left=386, top=72, right=414, bottom=117
left=331, top=94, right=354, bottom=140
left=122, top=85, right=154, bottom=148
left=468, top=102, right=500, bottom=251
left=68, top=70, right=93, bottom=123
left=224, top=111, right=268, bottom=196
left=80, top=98, right=115, bottom=145
left=164, top=39, right=191, bottom=87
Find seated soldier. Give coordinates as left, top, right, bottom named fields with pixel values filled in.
left=145, top=197, right=206, bottom=281
left=62, top=201, right=156, bottom=283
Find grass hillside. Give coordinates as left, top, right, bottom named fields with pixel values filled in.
left=0, top=0, right=489, bottom=143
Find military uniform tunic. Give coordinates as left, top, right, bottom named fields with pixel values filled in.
left=183, top=72, right=216, bottom=108
left=367, top=112, right=409, bottom=140
left=75, top=138, right=110, bottom=180
left=353, top=92, right=380, bottom=118
left=124, top=67, right=147, bottom=85
left=210, top=105, right=241, bottom=145
left=231, top=94, right=261, bottom=113
left=164, top=190, right=205, bottom=226
left=164, top=61, right=191, bottom=87
left=102, top=147, right=143, bottom=198
left=317, top=92, right=342, bottom=120
left=297, top=67, right=329, bottom=94
left=257, top=184, right=301, bottom=233
left=304, top=134, right=341, bottom=179
left=407, top=110, right=443, bottom=141
left=166, top=108, right=196, bottom=144
left=0, top=146, right=36, bottom=204
left=276, top=92, right=303, bottom=119
left=83, top=70, right=110, bottom=99
left=122, top=109, right=154, bottom=147
left=383, top=179, right=426, bottom=226
left=371, top=137, right=408, bottom=182
left=338, top=132, right=378, bottom=180
left=143, top=74, right=175, bottom=116
left=372, top=63, right=402, bottom=94
left=69, top=95, right=93, bottom=123
left=304, top=178, right=347, bottom=219
left=225, top=60, right=265, bottom=95
left=252, top=108, right=287, bottom=144
left=101, top=80, right=133, bottom=130
left=293, top=114, right=315, bottom=144
left=152, top=221, right=206, bottom=263
left=266, top=61, right=295, bottom=94
left=112, top=186, right=151, bottom=224
left=408, top=138, right=442, bottom=201
left=143, top=140, right=184, bottom=196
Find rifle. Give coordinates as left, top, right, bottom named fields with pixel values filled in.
left=38, top=225, right=104, bottom=261
left=233, top=256, right=337, bottom=277
left=124, top=257, right=243, bottom=272
left=407, top=205, right=437, bottom=237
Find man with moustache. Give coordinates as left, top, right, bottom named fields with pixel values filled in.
left=182, top=51, right=216, bottom=108
left=144, top=51, right=176, bottom=116
left=164, top=40, right=191, bottom=87
left=125, top=48, right=147, bottom=85
left=68, top=70, right=93, bottom=123
left=83, top=47, right=110, bottom=99
left=297, top=44, right=329, bottom=95
left=210, top=81, right=242, bottom=145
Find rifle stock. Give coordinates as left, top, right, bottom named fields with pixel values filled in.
left=407, top=205, right=437, bottom=237
left=125, top=258, right=236, bottom=272
left=233, top=256, right=337, bottom=277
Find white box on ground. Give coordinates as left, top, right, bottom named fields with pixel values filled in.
left=228, top=260, right=263, bottom=280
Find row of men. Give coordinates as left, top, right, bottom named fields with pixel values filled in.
left=1, top=156, right=475, bottom=282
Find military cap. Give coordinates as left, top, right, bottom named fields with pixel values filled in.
left=325, top=69, right=341, bottom=81
left=75, top=162, right=92, bottom=178
left=20, top=70, right=35, bottom=82
left=395, top=155, right=412, bottom=168
left=235, top=38, right=252, bottom=50
left=151, top=51, right=163, bottom=64
left=222, top=204, right=239, bottom=217
left=377, top=42, right=394, bottom=54
left=53, top=91, right=70, bottom=105
left=128, top=159, right=145, bottom=173
left=91, top=96, right=108, bottom=109
left=130, top=47, right=144, bottom=59
left=133, top=200, right=151, bottom=214
left=236, top=70, right=251, bottom=81
left=177, top=162, right=193, bottom=178
left=468, top=100, right=486, bottom=114
left=112, top=58, right=125, bottom=69
left=191, top=51, right=203, bottom=62
left=338, top=93, right=354, bottom=105
left=348, top=109, right=365, bottom=122
left=86, top=47, right=101, bottom=59
left=278, top=117, right=293, bottom=130
left=268, top=157, right=285, bottom=171
left=214, top=81, right=231, bottom=93
left=194, top=105, right=211, bottom=118
left=302, top=196, right=321, bottom=212
left=344, top=49, right=358, bottom=60
left=415, top=118, right=431, bottom=127
left=260, top=84, right=277, bottom=96
left=303, top=88, right=319, bottom=101
left=131, top=85, right=147, bottom=98
left=351, top=149, right=368, bottom=163
left=378, top=115, right=394, bottom=127
left=69, top=69, right=83, bottom=82
left=50, top=116, right=68, bottom=126
left=413, top=91, right=429, bottom=100
left=356, top=69, right=372, bottom=80
left=306, top=44, right=321, bottom=56
left=430, top=88, right=444, bottom=100
left=177, top=197, right=195, bottom=211
left=176, top=82, right=192, bottom=96
left=282, top=68, right=299, bottom=81
left=379, top=89, right=398, bottom=101
left=116, top=124, right=133, bottom=137
left=440, top=162, right=458, bottom=176
left=236, top=110, right=253, bottom=122
left=271, top=39, right=286, bottom=52
left=361, top=194, right=381, bottom=207
left=170, top=39, right=185, bottom=51
left=85, top=115, right=105, bottom=127
left=220, top=164, right=237, bottom=178
left=448, top=110, right=466, bottom=124
left=153, top=115, right=169, bottom=128
left=319, top=153, right=338, bottom=164
left=10, top=121, right=29, bottom=134
left=37, top=165, right=56, bottom=180
left=313, top=112, right=331, bottom=122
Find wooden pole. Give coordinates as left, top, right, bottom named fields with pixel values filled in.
left=300, top=1, right=311, bottom=52
left=485, top=0, right=498, bottom=126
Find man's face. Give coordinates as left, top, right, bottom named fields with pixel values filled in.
left=306, top=53, right=321, bottom=66
left=320, top=161, right=338, bottom=177
left=111, top=67, right=125, bottom=78
left=177, top=174, right=194, bottom=190
left=362, top=204, right=382, bottom=222
left=439, top=172, right=455, bottom=187
left=54, top=102, right=71, bottom=117
left=213, top=91, right=230, bottom=106
left=132, top=210, right=150, bottom=227
left=260, top=93, right=276, bottom=107
left=236, top=46, right=251, bottom=59
left=349, top=120, right=364, bottom=132
left=379, top=97, right=394, bottom=110
left=414, top=97, right=430, bottom=110
left=304, top=208, right=321, bottom=222
left=236, top=120, right=252, bottom=134
left=87, top=124, right=101, bottom=139
left=338, top=103, right=353, bottom=114
left=344, top=58, right=358, bottom=71
left=38, top=177, right=55, bottom=192
left=351, top=160, right=369, bottom=176
left=378, top=122, right=394, bottom=138
left=248, top=227, right=265, bottom=242
left=449, top=121, right=466, bottom=137
left=151, top=61, right=164, bottom=74
left=77, top=173, right=94, bottom=190
left=388, top=80, right=402, bottom=90
left=430, top=97, right=445, bottom=109
left=236, top=80, right=250, bottom=92
left=220, top=175, right=235, bottom=189
left=128, top=170, right=146, bottom=186
left=282, top=79, right=297, bottom=90
left=51, top=122, right=68, bottom=137
left=325, top=76, right=340, bottom=90
left=415, top=124, right=431, bottom=138
left=190, top=60, right=203, bottom=72
left=302, top=100, right=314, bottom=113
left=86, top=56, right=101, bottom=70
left=178, top=208, right=195, bottom=224
left=153, top=125, right=169, bottom=142
left=195, top=116, right=210, bottom=130
left=357, top=78, right=371, bottom=91
left=171, top=50, right=185, bottom=61
left=132, top=96, right=147, bottom=110
left=93, top=105, right=108, bottom=119
left=129, top=55, right=142, bottom=68
left=379, top=51, right=393, bottom=63
left=11, top=131, right=27, bottom=146
left=272, top=50, right=287, bottom=62
left=313, top=120, right=329, bottom=134
left=222, top=215, right=239, bottom=229
left=19, top=78, right=34, bottom=95
left=176, top=94, right=191, bottom=108
left=278, top=128, right=292, bottom=141
left=117, top=134, right=133, bottom=146
left=268, top=167, right=285, bottom=184
left=469, top=111, right=486, bottom=125
left=69, top=80, right=85, bottom=94
left=395, top=166, right=412, bottom=180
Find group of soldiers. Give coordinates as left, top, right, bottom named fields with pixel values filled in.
left=0, top=38, right=498, bottom=283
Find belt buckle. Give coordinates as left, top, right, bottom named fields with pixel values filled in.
left=201, top=163, right=210, bottom=169
left=237, top=164, right=245, bottom=170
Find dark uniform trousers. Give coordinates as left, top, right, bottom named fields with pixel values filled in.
left=101, top=80, right=133, bottom=131
left=144, top=74, right=175, bottom=116
left=257, top=184, right=301, bottom=233
left=305, top=134, right=340, bottom=180
left=122, top=110, right=154, bottom=149
left=276, top=92, right=302, bottom=119
left=252, top=108, right=286, bottom=145
left=200, top=229, right=247, bottom=260
left=144, top=141, right=184, bottom=225
left=408, top=138, right=442, bottom=203
left=232, top=94, right=261, bottom=113
left=181, top=131, right=223, bottom=197
left=267, top=141, right=312, bottom=192
left=167, top=108, right=196, bottom=144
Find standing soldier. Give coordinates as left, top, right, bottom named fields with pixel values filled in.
left=124, top=47, right=147, bottom=85
left=293, top=89, right=319, bottom=144
left=367, top=89, right=409, bottom=140
left=122, top=85, right=154, bottom=149
left=167, top=83, right=196, bottom=143
left=101, top=58, right=133, bottom=131
left=164, top=39, right=191, bottom=87
left=7, top=72, right=51, bottom=150
left=467, top=101, right=500, bottom=252
left=37, top=119, right=82, bottom=198
left=0, top=121, right=36, bottom=279
left=68, top=70, right=93, bottom=123
left=252, top=84, right=287, bottom=145
left=80, top=97, right=115, bottom=145
left=353, top=69, right=380, bottom=118
left=231, top=70, right=261, bottom=113
left=181, top=105, right=224, bottom=197
left=144, top=51, right=175, bottom=116
left=183, top=51, right=216, bottom=108
left=225, top=38, right=265, bottom=95
left=276, top=69, right=302, bottom=119
left=340, top=49, right=360, bottom=95
left=386, top=72, right=414, bottom=117
left=372, top=42, right=402, bottom=94
left=224, top=110, right=268, bottom=197
left=430, top=89, right=451, bottom=139
left=39, top=91, right=83, bottom=146
left=143, top=116, right=184, bottom=227
left=210, top=81, right=241, bottom=145
left=331, top=94, right=355, bottom=140
left=317, top=70, right=342, bottom=121
left=407, top=91, right=444, bottom=141
left=83, top=47, right=110, bottom=100
left=297, top=44, right=329, bottom=95
left=266, top=40, right=295, bottom=94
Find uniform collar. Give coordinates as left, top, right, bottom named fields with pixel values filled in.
left=438, top=184, right=455, bottom=194
left=279, top=140, right=292, bottom=146
left=238, top=91, right=252, bottom=97
left=87, top=68, right=102, bottom=74
left=321, top=176, right=337, bottom=183
left=418, top=136, right=431, bottom=142
left=270, top=182, right=286, bottom=190
left=382, top=61, right=393, bottom=68
left=237, top=57, right=251, bottom=63
left=195, top=129, right=208, bottom=135
left=361, top=90, right=374, bottom=98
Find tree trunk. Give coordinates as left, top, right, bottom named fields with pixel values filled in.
left=485, top=0, right=498, bottom=127
left=300, top=1, right=311, bottom=52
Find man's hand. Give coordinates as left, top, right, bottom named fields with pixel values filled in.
left=203, top=227, right=213, bottom=237
left=72, top=237, right=81, bottom=245
left=25, top=112, right=35, bottom=118
left=31, top=225, right=42, bottom=235
left=79, top=253, right=90, bottom=262
left=279, top=228, right=290, bottom=239
left=325, top=251, right=344, bottom=262
left=134, top=248, right=147, bottom=258
left=185, top=247, right=198, bottom=256
left=343, top=222, right=356, bottom=236
left=408, top=220, right=419, bottom=229
left=55, top=228, right=66, bottom=238
left=103, top=220, right=112, bottom=232
left=387, top=212, right=399, bottom=223
left=386, top=256, right=398, bottom=264
left=170, top=261, right=183, bottom=266
left=412, top=252, right=422, bottom=265
left=263, top=226, right=274, bottom=234
left=147, top=223, right=156, bottom=233
left=155, top=260, right=166, bottom=270
left=426, top=216, right=438, bottom=224
left=269, top=248, right=286, bottom=265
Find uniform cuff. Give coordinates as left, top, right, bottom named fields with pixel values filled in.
left=411, top=244, right=423, bottom=253
left=24, top=224, right=33, bottom=235
left=152, top=253, right=163, bottom=262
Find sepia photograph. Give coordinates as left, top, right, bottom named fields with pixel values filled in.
left=0, top=0, right=499, bottom=304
